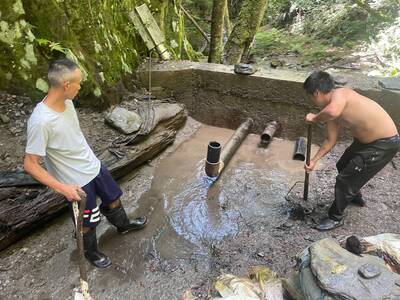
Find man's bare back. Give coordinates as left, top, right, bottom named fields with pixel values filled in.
left=333, top=88, right=398, bottom=143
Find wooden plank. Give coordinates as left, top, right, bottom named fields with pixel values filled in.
left=129, top=4, right=165, bottom=51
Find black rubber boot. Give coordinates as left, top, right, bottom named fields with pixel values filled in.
left=315, top=217, right=344, bottom=231
left=351, top=195, right=366, bottom=207
left=101, top=204, right=147, bottom=234
left=83, top=229, right=112, bottom=268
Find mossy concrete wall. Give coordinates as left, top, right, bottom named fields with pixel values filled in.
left=0, top=0, right=195, bottom=109
left=138, top=61, right=400, bottom=142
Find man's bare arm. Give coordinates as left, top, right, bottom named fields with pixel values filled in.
left=24, top=154, right=82, bottom=201
left=314, top=96, right=346, bottom=123
left=305, top=120, right=340, bottom=172
left=313, top=120, right=340, bottom=162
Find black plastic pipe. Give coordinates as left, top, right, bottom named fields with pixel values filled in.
left=293, top=137, right=306, bottom=161
left=207, top=141, right=221, bottom=163
left=205, top=141, right=222, bottom=177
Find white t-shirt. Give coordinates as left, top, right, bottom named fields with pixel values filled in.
left=26, top=99, right=101, bottom=187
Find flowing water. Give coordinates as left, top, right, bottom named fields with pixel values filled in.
left=96, top=125, right=310, bottom=285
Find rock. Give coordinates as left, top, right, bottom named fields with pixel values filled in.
left=332, top=75, right=348, bottom=85
left=105, top=107, right=142, bottom=135
left=282, top=272, right=304, bottom=300
left=256, top=252, right=265, bottom=258
left=358, top=263, right=381, bottom=279
left=270, top=59, right=284, bottom=69
left=233, top=63, right=258, bottom=75
left=150, top=86, right=170, bottom=99
left=297, top=248, right=333, bottom=300
left=379, top=78, right=400, bottom=90
left=310, top=238, right=400, bottom=299
left=368, top=70, right=383, bottom=77
left=247, top=54, right=257, bottom=64
left=9, top=127, right=23, bottom=134
left=182, top=289, right=197, bottom=300
left=0, top=114, right=10, bottom=124
left=362, top=233, right=400, bottom=273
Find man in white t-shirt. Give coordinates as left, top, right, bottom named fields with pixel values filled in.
left=24, top=59, right=147, bottom=268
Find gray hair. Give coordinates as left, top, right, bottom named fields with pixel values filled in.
left=48, top=58, right=79, bottom=87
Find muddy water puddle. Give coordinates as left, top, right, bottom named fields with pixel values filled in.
left=97, top=125, right=314, bottom=282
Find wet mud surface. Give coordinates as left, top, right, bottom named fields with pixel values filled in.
left=1, top=117, right=399, bottom=300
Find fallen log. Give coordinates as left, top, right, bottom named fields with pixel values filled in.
left=0, top=101, right=187, bottom=251
left=0, top=171, right=41, bottom=188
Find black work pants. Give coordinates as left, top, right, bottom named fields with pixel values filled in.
left=328, top=135, right=400, bottom=220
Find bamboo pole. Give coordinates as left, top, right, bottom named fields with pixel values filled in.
left=180, top=4, right=210, bottom=44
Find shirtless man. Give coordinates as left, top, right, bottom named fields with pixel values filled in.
left=303, top=71, right=399, bottom=231
left=24, top=59, right=147, bottom=267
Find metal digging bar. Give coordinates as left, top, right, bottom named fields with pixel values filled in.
left=205, top=118, right=254, bottom=180
left=303, top=124, right=312, bottom=201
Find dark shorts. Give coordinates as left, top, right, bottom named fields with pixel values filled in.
left=80, top=164, right=123, bottom=227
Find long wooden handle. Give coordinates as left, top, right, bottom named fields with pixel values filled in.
left=303, top=125, right=312, bottom=201
left=72, top=194, right=92, bottom=300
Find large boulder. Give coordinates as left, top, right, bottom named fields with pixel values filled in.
left=310, top=238, right=400, bottom=300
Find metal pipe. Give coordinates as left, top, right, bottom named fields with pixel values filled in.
left=204, top=118, right=254, bottom=179
left=205, top=141, right=221, bottom=177
left=303, top=125, right=313, bottom=201
left=260, top=121, right=279, bottom=145
left=293, top=137, right=306, bottom=161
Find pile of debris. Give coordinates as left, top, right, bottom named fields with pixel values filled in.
left=184, top=266, right=283, bottom=300
left=183, top=233, right=400, bottom=300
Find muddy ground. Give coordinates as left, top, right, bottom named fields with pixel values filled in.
left=0, top=92, right=399, bottom=300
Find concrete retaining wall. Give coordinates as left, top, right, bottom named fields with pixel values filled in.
left=138, top=61, right=400, bottom=142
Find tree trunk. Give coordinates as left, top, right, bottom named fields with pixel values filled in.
left=208, top=0, right=226, bottom=63
left=224, top=0, right=268, bottom=64
left=224, top=0, right=232, bottom=36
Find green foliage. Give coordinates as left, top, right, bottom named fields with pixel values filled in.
left=252, top=28, right=333, bottom=64
left=251, top=29, right=286, bottom=54
left=184, top=0, right=213, bottom=18
left=263, top=0, right=400, bottom=48
left=181, top=0, right=212, bottom=52
left=36, top=38, right=67, bottom=54
left=0, top=0, right=196, bottom=107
